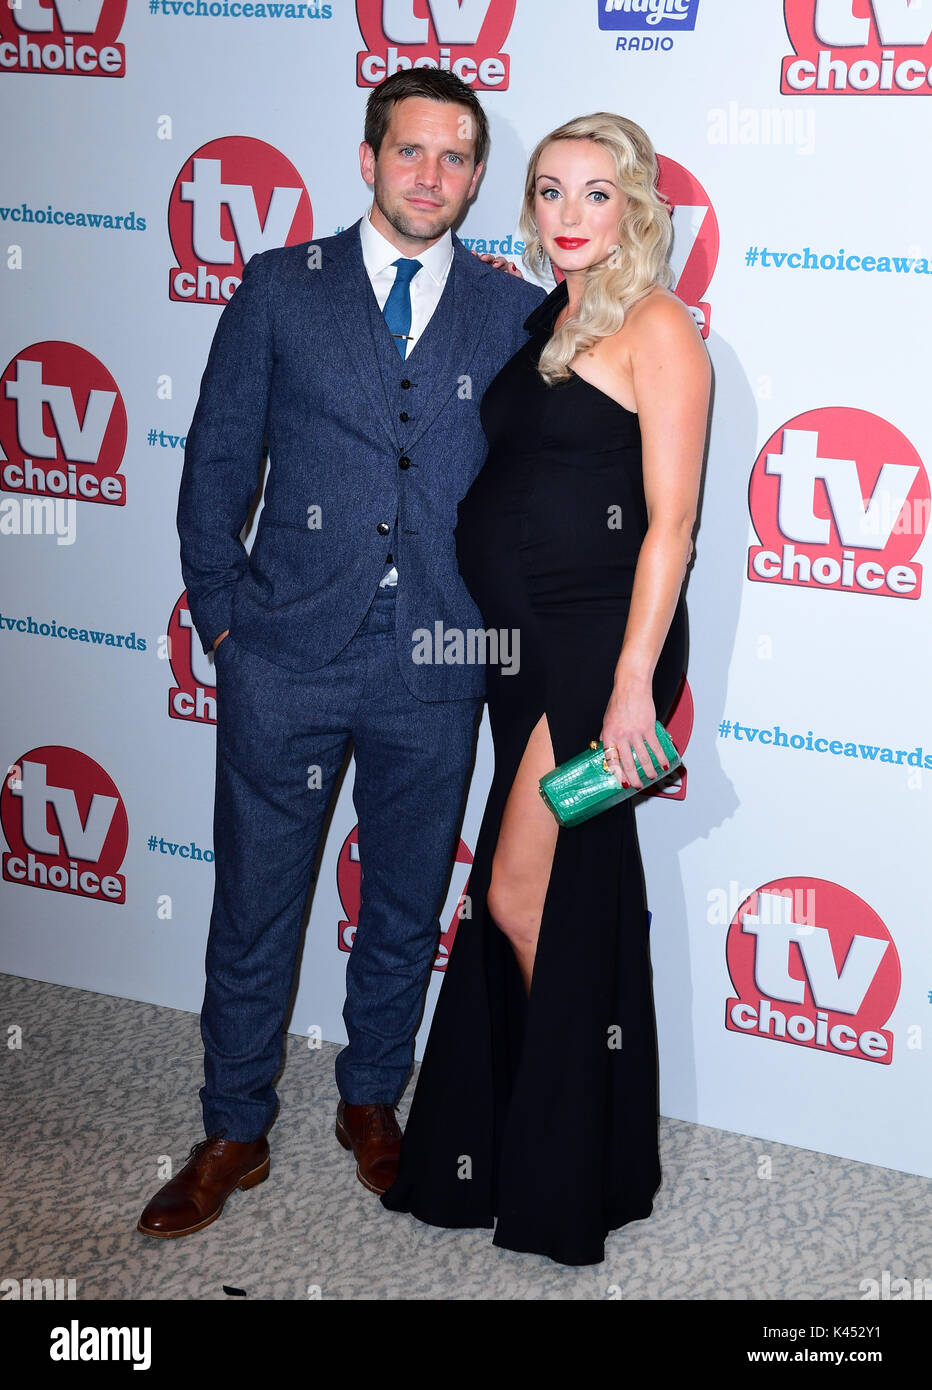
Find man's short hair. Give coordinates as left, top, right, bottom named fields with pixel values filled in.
left=364, top=69, right=489, bottom=170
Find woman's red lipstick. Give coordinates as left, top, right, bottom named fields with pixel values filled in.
left=554, top=237, right=589, bottom=249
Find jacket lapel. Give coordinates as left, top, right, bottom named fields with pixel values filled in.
left=321, top=224, right=496, bottom=454
left=322, top=221, right=397, bottom=450
left=402, top=238, right=494, bottom=453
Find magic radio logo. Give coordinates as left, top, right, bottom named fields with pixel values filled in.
left=0, top=342, right=127, bottom=506
left=336, top=824, right=472, bottom=971
left=656, top=156, right=718, bottom=339
left=356, top=0, right=514, bottom=88
left=747, top=406, right=928, bottom=600
left=782, top=0, right=932, bottom=94
left=2, top=748, right=128, bottom=904
left=0, top=0, right=126, bottom=77
left=725, top=877, right=900, bottom=1064
left=168, top=137, right=313, bottom=304
left=599, top=0, right=700, bottom=31
left=167, top=594, right=219, bottom=725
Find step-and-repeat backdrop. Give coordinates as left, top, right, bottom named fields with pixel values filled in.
left=1, top=1, right=929, bottom=1179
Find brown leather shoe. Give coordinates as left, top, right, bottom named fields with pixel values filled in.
left=137, top=1132, right=270, bottom=1238
left=335, top=1101, right=401, bottom=1195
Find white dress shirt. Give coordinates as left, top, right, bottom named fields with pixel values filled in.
left=359, top=208, right=454, bottom=586
left=359, top=206, right=454, bottom=358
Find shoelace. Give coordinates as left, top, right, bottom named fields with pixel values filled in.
left=183, top=1130, right=229, bottom=1166
left=364, top=1106, right=397, bottom=1138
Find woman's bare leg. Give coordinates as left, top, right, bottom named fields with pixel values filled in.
left=486, top=712, right=559, bottom=994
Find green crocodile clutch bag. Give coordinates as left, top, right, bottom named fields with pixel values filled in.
left=538, top=721, right=681, bottom=827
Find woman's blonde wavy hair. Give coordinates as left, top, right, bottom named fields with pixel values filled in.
left=519, top=113, right=674, bottom=386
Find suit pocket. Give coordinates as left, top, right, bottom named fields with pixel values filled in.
left=247, top=523, right=315, bottom=603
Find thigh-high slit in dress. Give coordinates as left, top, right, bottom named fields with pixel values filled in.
left=380, top=279, right=687, bottom=1266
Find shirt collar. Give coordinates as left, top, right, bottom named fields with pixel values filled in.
left=360, top=206, right=453, bottom=285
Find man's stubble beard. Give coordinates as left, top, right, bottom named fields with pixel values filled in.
left=373, top=178, right=460, bottom=245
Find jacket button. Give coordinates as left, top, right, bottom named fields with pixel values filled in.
left=376, top=521, right=390, bottom=535
left=399, top=411, right=409, bottom=422
left=398, top=456, right=411, bottom=469
left=400, top=379, right=412, bottom=389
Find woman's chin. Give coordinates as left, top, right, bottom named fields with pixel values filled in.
left=547, top=248, right=603, bottom=276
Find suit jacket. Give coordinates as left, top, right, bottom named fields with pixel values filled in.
left=176, top=219, right=546, bottom=701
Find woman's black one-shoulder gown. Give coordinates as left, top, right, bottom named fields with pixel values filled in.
left=380, top=279, right=687, bottom=1266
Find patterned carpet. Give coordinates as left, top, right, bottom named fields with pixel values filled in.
left=1, top=973, right=929, bottom=1301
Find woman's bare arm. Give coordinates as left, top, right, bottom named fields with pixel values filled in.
left=599, top=290, right=711, bottom=788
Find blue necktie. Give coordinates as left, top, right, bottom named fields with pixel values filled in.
left=382, top=258, right=422, bottom=358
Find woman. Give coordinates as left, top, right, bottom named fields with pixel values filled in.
left=380, top=113, right=711, bottom=1266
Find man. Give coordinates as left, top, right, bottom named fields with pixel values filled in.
left=138, top=68, right=546, bottom=1237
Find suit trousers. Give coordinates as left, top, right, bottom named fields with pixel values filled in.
left=201, top=584, right=482, bottom=1141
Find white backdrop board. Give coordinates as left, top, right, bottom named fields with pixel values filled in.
left=1, top=1, right=929, bottom=1180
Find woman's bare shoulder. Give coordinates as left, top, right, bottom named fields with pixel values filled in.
left=597, top=285, right=702, bottom=369
left=624, top=284, right=699, bottom=335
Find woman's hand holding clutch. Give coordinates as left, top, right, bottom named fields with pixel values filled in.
left=599, top=679, right=669, bottom=791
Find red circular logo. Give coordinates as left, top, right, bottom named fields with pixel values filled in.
left=782, top=0, right=932, bottom=95
left=551, top=155, right=717, bottom=339
left=647, top=674, right=693, bottom=802
left=0, top=341, right=127, bottom=505
left=748, top=406, right=928, bottom=599
left=336, top=822, right=473, bottom=971
left=168, top=136, right=313, bottom=304
left=2, top=747, right=128, bottom=903
left=166, top=592, right=222, bottom=726
left=725, top=876, right=900, bottom=1063
left=656, top=154, right=719, bottom=338
left=0, top=0, right=126, bottom=76
left=355, top=0, right=515, bottom=88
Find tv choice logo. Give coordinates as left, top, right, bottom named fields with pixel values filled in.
left=782, top=0, right=932, bottom=94
left=725, top=877, right=900, bottom=1064
left=747, top=407, right=928, bottom=600
left=644, top=672, right=692, bottom=801
left=167, top=595, right=220, bottom=725
left=0, top=0, right=126, bottom=77
left=168, top=137, right=313, bottom=304
left=336, top=823, right=472, bottom=971
left=599, top=0, right=699, bottom=31
left=2, top=747, right=128, bottom=903
left=0, top=342, right=127, bottom=506
left=655, top=155, right=718, bottom=339
left=355, top=0, right=514, bottom=89
left=550, top=155, right=717, bottom=338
